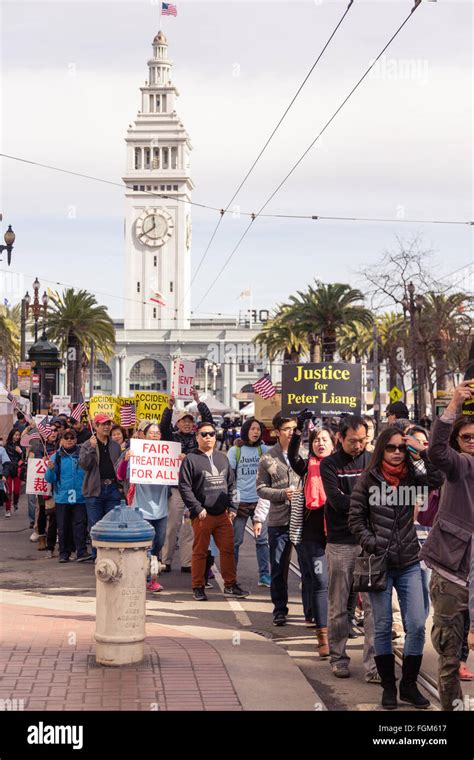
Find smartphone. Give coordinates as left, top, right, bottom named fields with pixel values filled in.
left=406, top=444, right=419, bottom=455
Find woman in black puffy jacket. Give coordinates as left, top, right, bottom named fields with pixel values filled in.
left=349, top=427, right=443, bottom=711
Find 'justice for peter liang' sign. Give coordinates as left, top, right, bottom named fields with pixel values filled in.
left=281, top=363, right=362, bottom=417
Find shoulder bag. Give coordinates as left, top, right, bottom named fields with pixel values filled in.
left=353, top=507, right=401, bottom=593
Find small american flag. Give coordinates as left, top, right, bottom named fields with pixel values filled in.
left=7, top=391, right=21, bottom=411
left=162, top=2, right=177, bottom=16
left=253, top=374, right=276, bottom=400
left=37, top=417, right=53, bottom=438
left=120, top=404, right=136, bottom=428
left=150, top=290, right=166, bottom=307
left=71, top=401, right=87, bottom=422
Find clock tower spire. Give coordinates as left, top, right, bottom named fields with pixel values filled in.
left=123, top=31, right=194, bottom=331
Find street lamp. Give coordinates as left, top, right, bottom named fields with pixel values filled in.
left=25, top=278, right=49, bottom=342
left=0, top=225, right=16, bottom=266
left=402, top=281, right=423, bottom=423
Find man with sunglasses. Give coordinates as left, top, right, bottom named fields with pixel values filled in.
left=79, top=413, right=122, bottom=558
left=179, top=421, right=249, bottom=602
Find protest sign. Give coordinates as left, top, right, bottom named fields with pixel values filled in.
left=26, top=458, right=52, bottom=496
left=170, top=360, right=196, bottom=400
left=254, top=394, right=282, bottom=428
left=129, top=439, right=182, bottom=485
left=134, top=392, right=169, bottom=422
left=52, top=395, right=71, bottom=415
left=281, top=363, right=361, bottom=417
left=462, top=382, right=474, bottom=415
left=89, top=395, right=119, bottom=421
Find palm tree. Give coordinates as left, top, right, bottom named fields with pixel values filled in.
left=0, top=304, right=20, bottom=389
left=46, top=289, right=116, bottom=399
left=254, top=306, right=309, bottom=363
left=286, top=281, right=374, bottom=361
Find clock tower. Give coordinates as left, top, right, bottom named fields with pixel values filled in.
left=123, top=31, right=194, bottom=330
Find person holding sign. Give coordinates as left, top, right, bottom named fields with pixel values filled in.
left=160, top=389, right=213, bottom=574
left=44, top=429, right=91, bottom=563
left=179, top=421, right=249, bottom=602
left=79, top=414, right=123, bottom=560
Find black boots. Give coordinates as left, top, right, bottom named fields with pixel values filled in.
left=374, top=655, right=398, bottom=710
left=399, top=655, right=430, bottom=709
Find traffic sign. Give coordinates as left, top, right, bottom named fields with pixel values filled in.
left=389, top=386, right=403, bottom=403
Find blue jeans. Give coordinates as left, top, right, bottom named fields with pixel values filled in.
left=421, top=564, right=432, bottom=620
left=147, top=517, right=168, bottom=558
left=369, top=562, right=427, bottom=657
left=28, top=494, right=36, bottom=524
left=233, top=516, right=269, bottom=576
left=268, top=525, right=292, bottom=617
left=296, top=541, right=328, bottom=627
left=86, top=484, right=122, bottom=558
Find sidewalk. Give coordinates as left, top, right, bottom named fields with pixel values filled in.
left=0, top=590, right=323, bottom=711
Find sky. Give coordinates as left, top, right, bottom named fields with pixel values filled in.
left=1, top=0, right=472, bottom=321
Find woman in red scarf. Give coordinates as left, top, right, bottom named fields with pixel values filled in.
left=288, top=421, right=335, bottom=657
left=349, top=428, right=443, bottom=710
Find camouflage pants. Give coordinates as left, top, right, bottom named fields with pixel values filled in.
left=430, top=570, right=469, bottom=711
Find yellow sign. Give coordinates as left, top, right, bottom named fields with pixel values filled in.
left=17, top=368, right=31, bottom=378
left=89, top=394, right=119, bottom=421
left=134, top=391, right=169, bottom=423
left=389, top=386, right=403, bottom=403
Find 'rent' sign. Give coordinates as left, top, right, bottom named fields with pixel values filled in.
left=281, top=363, right=361, bottom=417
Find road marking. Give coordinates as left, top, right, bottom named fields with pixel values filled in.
left=213, top=568, right=252, bottom=627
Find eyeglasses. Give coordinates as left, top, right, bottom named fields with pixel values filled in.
left=385, top=444, right=407, bottom=453
left=99, top=421, right=112, bottom=426
left=199, top=431, right=216, bottom=438
left=459, top=433, right=474, bottom=442
left=280, top=426, right=297, bottom=433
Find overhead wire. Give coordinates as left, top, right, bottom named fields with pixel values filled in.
left=193, top=1, right=425, bottom=311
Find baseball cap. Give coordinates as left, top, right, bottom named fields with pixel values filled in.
left=386, top=401, right=409, bottom=419
left=93, top=413, right=113, bottom=425
left=176, top=410, right=194, bottom=423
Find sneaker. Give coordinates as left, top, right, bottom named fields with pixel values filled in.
left=45, top=550, right=54, bottom=559
left=332, top=663, right=351, bottom=679
left=76, top=553, right=94, bottom=563
left=304, top=618, right=316, bottom=628
left=13, top=503, right=19, bottom=512
left=5, top=512, right=11, bottom=518
left=30, top=532, right=39, bottom=542
left=365, top=670, right=382, bottom=684
left=348, top=622, right=363, bottom=639
left=146, top=579, right=163, bottom=593
left=58, top=557, right=70, bottom=563
left=459, top=663, right=474, bottom=681
left=273, top=613, right=287, bottom=627
left=193, top=587, right=208, bottom=602
left=163, top=564, right=171, bottom=573
left=258, top=574, right=271, bottom=587
left=224, top=584, right=249, bottom=598
left=181, top=566, right=191, bottom=574
left=205, top=581, right=213, bottom=589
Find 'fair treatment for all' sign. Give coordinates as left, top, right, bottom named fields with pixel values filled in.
left=129, top=439, right=182, bottom=485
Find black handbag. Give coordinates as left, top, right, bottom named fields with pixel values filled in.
left=353, top=508, right=400, bottom=593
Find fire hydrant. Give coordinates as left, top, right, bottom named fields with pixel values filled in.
left=91, top=501, right=154, bottom=666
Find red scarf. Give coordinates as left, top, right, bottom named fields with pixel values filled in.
left=380, top=460, right=408, bottom=488
left=304, top=457, right=326, bottom=510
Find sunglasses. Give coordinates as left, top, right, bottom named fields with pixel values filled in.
left=459, top=433, right=474, bottom=442
left=199, top=431, right=216, bottom=438
left=63, top=435, right=76, bottom=441
left=385, top=444, right=407, bottom=453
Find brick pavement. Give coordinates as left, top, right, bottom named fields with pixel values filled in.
left=0, top=603, right=242, bottom=711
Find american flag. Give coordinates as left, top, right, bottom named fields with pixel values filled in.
left=253, top=374, right=276, bottom=400
left=7, top=391, right=21, bottom=411
left=71, top=401, right=87, bottom=422
left=37, top=417, right=53, bottom=438
left=162, top=2, right=177, bottom=16
left=120, top=404, right=136, bottom=427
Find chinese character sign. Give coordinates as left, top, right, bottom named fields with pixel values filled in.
left=26, top=459, right=52, bottom=496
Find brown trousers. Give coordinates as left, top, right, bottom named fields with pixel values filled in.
left=192, top=512, right=236, bottom=589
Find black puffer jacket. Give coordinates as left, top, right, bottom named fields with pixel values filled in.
left=349, top=460, right=444, bottom=570
left=160, top=402, right=213, bottom=455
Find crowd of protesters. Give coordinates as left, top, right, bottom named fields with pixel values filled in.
left=2, top=380, right=473, bottom=712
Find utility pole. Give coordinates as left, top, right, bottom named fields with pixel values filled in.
left=89, top=342, right=95, bottom=398
left=373, top=322, right=380, bottom=432
left=20, top=298, right=27, bottom=361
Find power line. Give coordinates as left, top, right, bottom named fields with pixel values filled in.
left=177, top=0, right=356, bottom=311
left=194, top=1, right=423, bottom=311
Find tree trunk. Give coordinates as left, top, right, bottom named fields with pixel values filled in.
left=310, top=337, right=321, bottom=363
left=67, top=333, right=82, bottom=400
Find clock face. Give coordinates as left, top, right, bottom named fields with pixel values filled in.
left=135, top=208, right=174, bottom=248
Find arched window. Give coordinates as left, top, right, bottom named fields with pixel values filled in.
left=85, top=359, right=113, bottom=396
left=129, top=358, right=167, bottom=391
